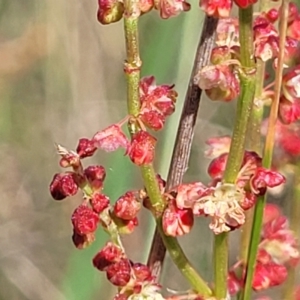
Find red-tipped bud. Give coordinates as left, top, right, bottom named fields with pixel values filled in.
left=90, top=193, right=110, bottom=213
left=250, top=167, right=285, bottom=196
left=208, top=153, right=228, bottom=180
left=97, top=0, right=124, bottom=25
left=264, top=8, right=279, bottom=23
left=127, top=131, right=156, bottom=166
left=93, top=242, right=123, bottom=271
left=200, top=0, right=232, bottom=18
left=84, top=165, right=106, bottom=191
left=114, top=191, right=141, bottom=220
left=72, top=230, right=95, bottom=249
left=112, top=214, right=139, bottom=234
left=154, top=0, right=190, bottom=19
left=50, top=172, right=78, bottom=200
left=132, top=263, right=152, bottom=282
left=72, top=204, right=99, bottom=235
left=76, top=138, right=97, bottom=158
left=228, top=271, right=242, bottom=296
left=162, top=199, right=194, bottom=237
left=93, top=124, right=129, bottom=152
left=139, top=108, right=165, bottom=131
left=196, top=65, right=240, bottom=102
left=56, top=144, right=81, bottom=169
left=106, top=259, right=131, bottom=286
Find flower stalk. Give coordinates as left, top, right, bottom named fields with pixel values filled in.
left=123, top=1, right=212, bottom=296
left=241, top=0, right=290, bottom=299
left=214, top=5, right=256, bottom=299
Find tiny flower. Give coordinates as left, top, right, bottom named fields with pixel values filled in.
left=56, top=144, right=81, bottom=169
left=238, top=191, right=257, bottom=210
left=263, top=203, right=281, bottom=224
left=90, top=193, right=110, bottom=213
left=84, top=165, right=106, bottom=191
left=139, top=107, right=165, bottom=131
left=49, top=172, right=78, bottom=200
left=132, top=263, right=152, bottom=282
left=112, top=214, right=139, bottom=234
left=76, top=138, right=97, bottom=158
left=215, top=18, right=239, bottom=47
left=174, top=182, right=209, bottom=209
left=205, top=135, right=231, bottom=159
left=127, top=131, right=156, bottom=166
left=93, top=242, right=123, bottom=271
left=97, top=0, right=124, bottom=25
left=264, top=8, right=279, bottom=23
left=193, top=183, right=245, bottom=234
left=162, top=199, right=194, bottom=236
left=114, top=191, right=141, bottom=220
left=106, top=259, right=132, bottom=286
left=139, top=0, right=154, bottom=13
left=93, top=124, right=130, bottom=152
left=228, top=271, right=242, bottom=296
left=129, top=283, right=165, bottom=300
left=72, top=204, right=99, bottom=235
left=250, top=167, right=285, bottom=196
left=199, top=0, right=232, bottom=18
left=196, top=65, right=240, bottom=102
left=154, top=0, right=190, bottom=19
left=72, top=230, right=95, bottom=249
left=207, top=153, right=228, bottom=180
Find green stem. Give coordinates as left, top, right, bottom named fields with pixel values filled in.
left=214, top=6, right=256, bottom=299
left=123, top=3, right=212, bottom=297
left=241, top=0, right=290, bottom=299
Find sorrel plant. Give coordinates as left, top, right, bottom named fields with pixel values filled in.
left=50, top=0, right=300, bottom=299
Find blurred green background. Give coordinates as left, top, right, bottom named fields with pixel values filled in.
left=0, top=1, right=296, bottom=300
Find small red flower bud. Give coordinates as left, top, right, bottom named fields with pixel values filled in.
left=112, top=214, right=139, bottom=234
left=97, top=0, right=124, bottom=25
left=196, top=65, right=240, bottom=102
left=72, top=205, right=99, bottom=235
left=264, top=8, right=279, bottom=23
left=56, top=144, right=81, bottom=169
left=127, top=131, right=156, bottom=166
left=50, top=172, right=78, bottom=200
left=200, top=0, right=232, bottom=18
left=76, top=138, right=97, bottom=158
left=114, top=191, right=141, bottom=220
left=106, top=259, right=131, bottom=286
left=228, top=271, right=241, bottom=296
left=139, top=109, right=165, bottom=131
left=162, top=199, right=194, bottom=236
left=93, top=242, right=123, bottom=271
left=233, top=0, right=257, bottom=9
left=154, top=0, right=190, bottom=19
left=93, top=124, right=129, bottom=152
left=72, top=231, right=95, bottom=249
left=84, top=165, right=106, bottom=191
left=207, top=153, right=228, bottom=180
left=250, top=167, right=285, bottom=196
left=263, top=203, right=281, bottom=224
left=90, top=193, right=110, bottom=213
left=132, top=263, right=152, bottom=282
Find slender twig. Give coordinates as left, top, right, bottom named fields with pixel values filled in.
left=241, top=0, right=290, bottom=298
left=146, top=16, right=219, bottom=279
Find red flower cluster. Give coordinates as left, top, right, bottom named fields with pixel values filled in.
left=228, top=204, right=299, bottom=294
